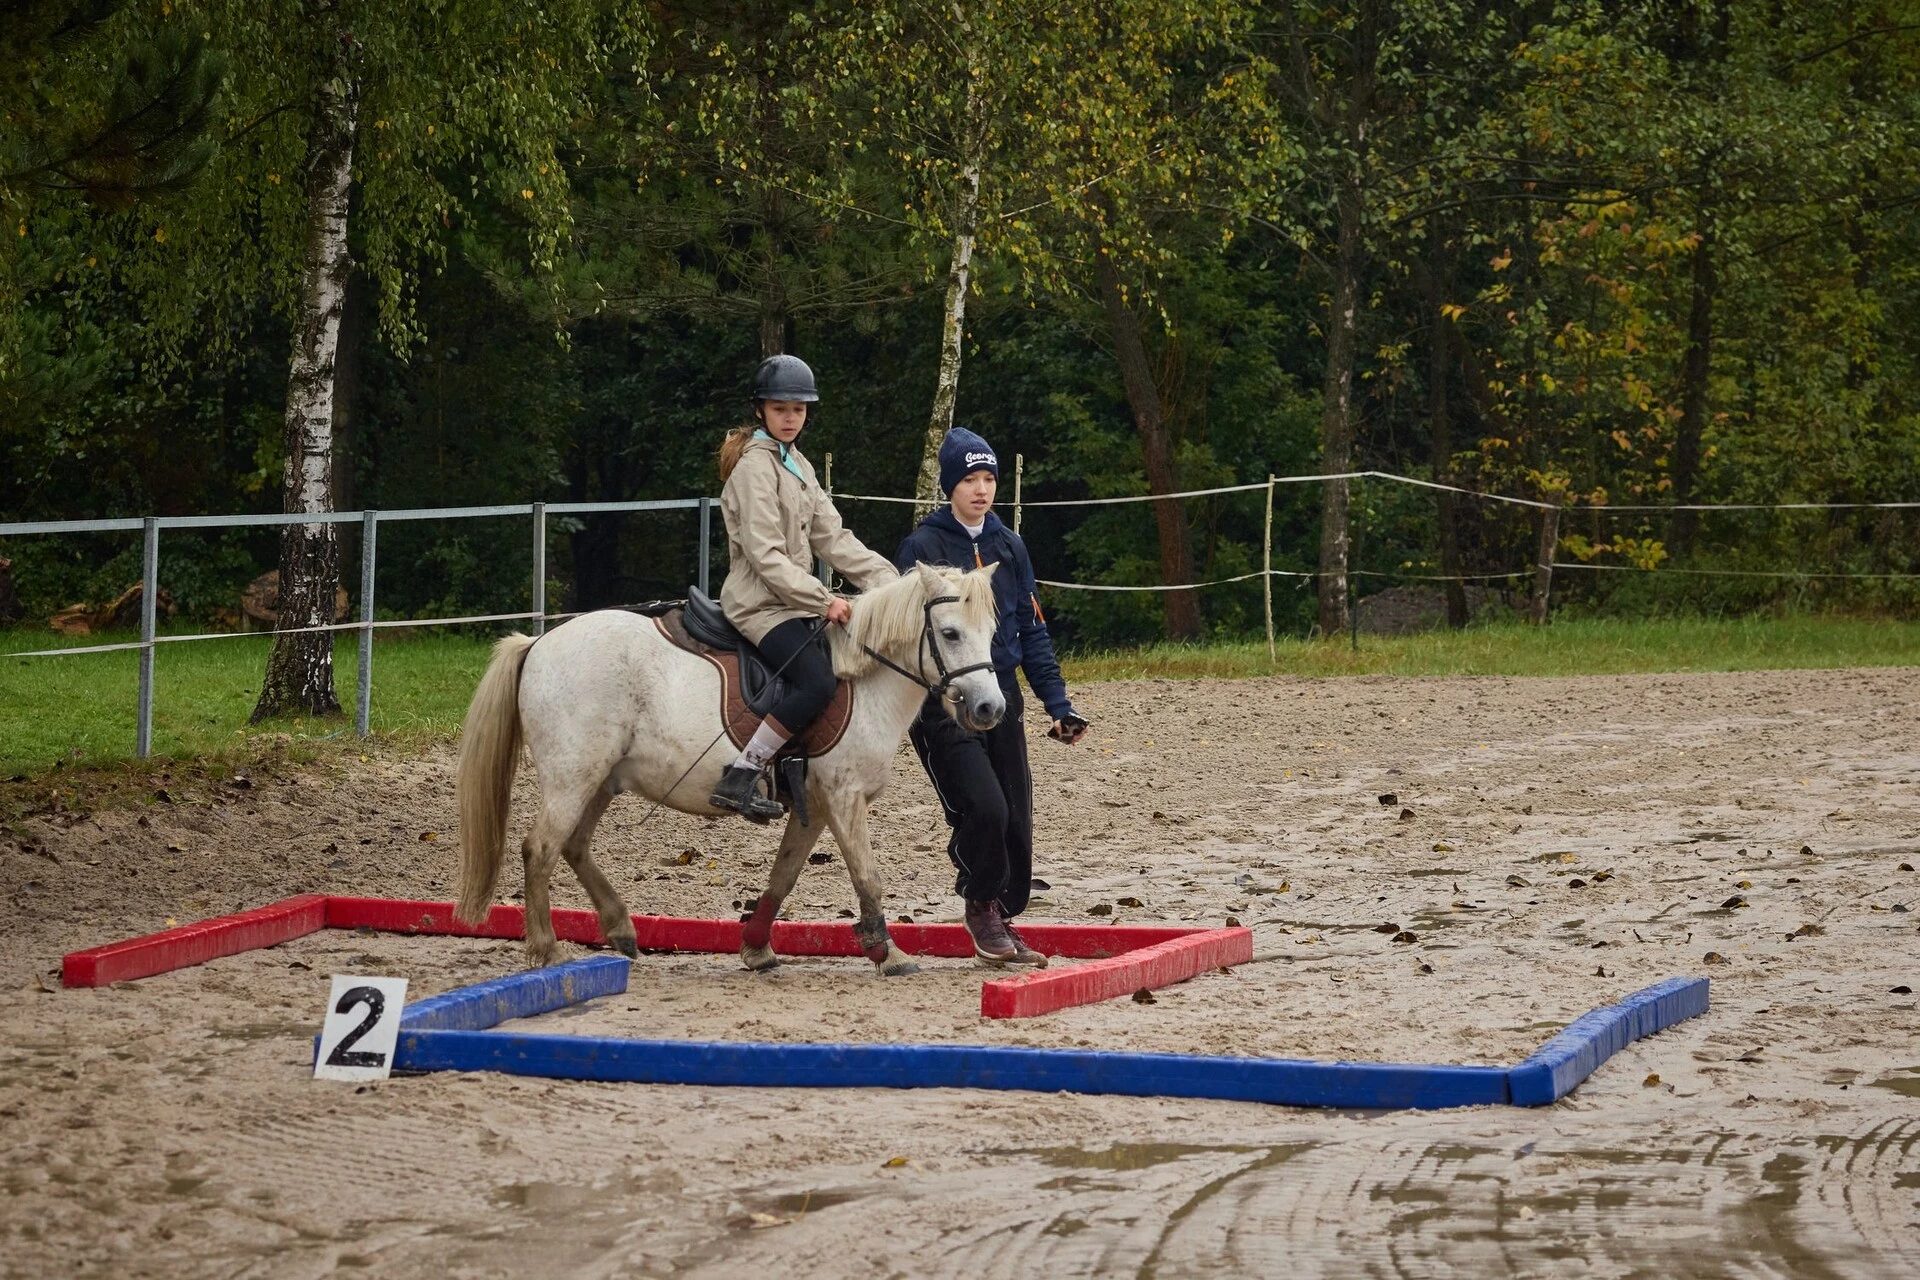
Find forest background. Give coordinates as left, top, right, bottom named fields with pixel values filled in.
left=5, top=0, right=1919, bottom=719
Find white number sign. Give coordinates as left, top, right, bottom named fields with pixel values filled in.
left=313, top=975, right=409, bottom=1082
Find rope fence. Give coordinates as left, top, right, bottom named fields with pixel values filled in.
left=5, top=469, right=1915, bottom=757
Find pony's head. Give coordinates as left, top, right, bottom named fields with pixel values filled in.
left=833, top=562, right=1004, bottom=732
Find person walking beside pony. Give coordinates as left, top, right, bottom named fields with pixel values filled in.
left=897, top=428, right=1088, bottom=966
left=709, top=354, right=899, bottom=823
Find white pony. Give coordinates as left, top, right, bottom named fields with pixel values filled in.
left=453, top=562, right=1004, bottom=976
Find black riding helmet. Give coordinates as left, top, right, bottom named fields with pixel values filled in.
left=753, top=354, right=819, bottom=403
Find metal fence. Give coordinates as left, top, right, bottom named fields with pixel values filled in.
left=0, top=498, right=712, bottom=756
left=8, top=468, right=1916, bottom=762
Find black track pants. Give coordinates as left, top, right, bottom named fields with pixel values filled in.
left=908, top=680, right=1034, bottom=917
left=757, top=617, right=835, bottom=734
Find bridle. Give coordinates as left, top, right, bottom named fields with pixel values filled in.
left=860, top=593, right=994, bottom=702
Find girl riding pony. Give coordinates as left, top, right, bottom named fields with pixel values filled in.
left=710, top=354, right=898, bottom=822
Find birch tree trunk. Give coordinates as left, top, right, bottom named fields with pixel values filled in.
left=759, top=188, right=788, bottom=357
left=915, top=77, right=985, bottom=511
left=252, top=45, right=357, bottom=722
left=1316, top=175, right=1362, bottom=637
left=1094, top=244, right=1200, bottom=641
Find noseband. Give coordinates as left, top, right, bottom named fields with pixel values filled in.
left=860, top=593, right=995, bottom=702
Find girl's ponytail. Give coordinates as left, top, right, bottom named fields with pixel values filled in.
left=717, top=423, right=756, bottom=483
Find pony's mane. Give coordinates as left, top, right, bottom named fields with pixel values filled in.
left=829, top=565, right=997, bottom=679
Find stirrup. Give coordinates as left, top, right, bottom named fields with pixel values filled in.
left=711, top=764, right=781, bottom=824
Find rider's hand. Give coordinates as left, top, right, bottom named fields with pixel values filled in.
left=824, top=596, right=853, bottom=627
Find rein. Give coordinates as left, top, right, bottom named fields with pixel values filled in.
left=860, top=592, right=994, bottom=702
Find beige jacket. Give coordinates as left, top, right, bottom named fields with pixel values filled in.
left=719, top=435, right=898, bottom=645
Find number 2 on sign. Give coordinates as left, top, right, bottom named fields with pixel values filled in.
left=313, top=974, right=408, bottom=1082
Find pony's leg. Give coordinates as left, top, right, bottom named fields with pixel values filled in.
left=521, top=784, right=596, bottom=967
left=557, top=786, right=638, bottom=959
left=825, top=796, right=919, bottom=977
left=739, top=812, right=826, bottom=972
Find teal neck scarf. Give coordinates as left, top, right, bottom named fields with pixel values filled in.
left=753, top=428, right=805, bottom=481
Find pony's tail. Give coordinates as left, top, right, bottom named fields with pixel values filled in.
left=455, top=634, right=536, bottom=924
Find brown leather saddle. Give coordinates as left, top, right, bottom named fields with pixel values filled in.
left=653, top=589, right=855, bottom=761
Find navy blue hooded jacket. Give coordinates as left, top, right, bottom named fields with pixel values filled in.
left=895, top=507, right=1076, bottom=723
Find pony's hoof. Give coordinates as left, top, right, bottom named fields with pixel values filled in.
left=742, top=945, right=780, bottom=972
left=524, top=943, right=560, bottom=968
left=878, top=955, right=921, bottom=978
left=610, top=935, right=639, bottom=959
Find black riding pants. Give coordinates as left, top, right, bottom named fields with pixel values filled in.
left=758, top=617, right=836, bottom=735
left=908, top=678, right=1034, bottom=917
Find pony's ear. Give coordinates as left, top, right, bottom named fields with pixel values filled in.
left=913, top=561, right=947, bottom=594
left=976, top=560, right=1000, bottom=580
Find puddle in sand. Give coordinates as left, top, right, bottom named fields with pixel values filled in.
left=993, top=1142, right=1273, bottom=1172
left=210, top=1021, right=313, bottom=1043
left=1866, top=1068, right=1920, bottom=1098
left=754, top=1187, right=869, bottom=1216
left=1404, top=868, right=1467, bottom=879
left=494, top=1170, right=673, bottom=1214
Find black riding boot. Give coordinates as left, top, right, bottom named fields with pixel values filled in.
left=710, top=764, right=782, bottom=824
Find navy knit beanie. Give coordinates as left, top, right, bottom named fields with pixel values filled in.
left=938, top=427, right=999, bottom=496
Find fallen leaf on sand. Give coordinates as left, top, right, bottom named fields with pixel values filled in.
left=746, top=1212, right=789, bottom=1229
left=1703, top=951, right=1730, bottom=965
left=1377, top=793, right=1397, bottom=806
left=1720, top=895, right=1748, bottom=910
left=1643, top=1073, right=1661, bottom=1087
left=1372, top=923, right=1400, bottom=934
left=1506, top=874, right=1531, bottom=888
left=1132, top=988, right=1157, bottom=1004
left=1116, top=896, right=1143, bottom=908
left=882, top=1157, right=908, bottom=1168
left=418, top=831, right=437, bottom=842
left=1392, top=930, right=1418, bottom=944
left=1087, top=904, right=1112, bottom=916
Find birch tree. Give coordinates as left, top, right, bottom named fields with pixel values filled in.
left=118, top=0, right=641, bottom=719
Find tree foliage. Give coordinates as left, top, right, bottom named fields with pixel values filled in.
left=4, top=0, right=1920, bottom=671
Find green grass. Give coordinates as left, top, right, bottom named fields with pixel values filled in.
left=1063, top=614, right=1920, bottom=681
left=4, top=614, right=1918, bottom=779
left=1, top=627, right=494, bottom=777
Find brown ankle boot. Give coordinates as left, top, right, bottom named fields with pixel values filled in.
left=1000, top=917, right=1048, bottom=968
left=965, top=899, right=1016, bottom=965
left=965, top=901, right=1046, bottom=967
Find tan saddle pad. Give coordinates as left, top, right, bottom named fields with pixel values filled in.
left=654, top=608, right=854, bottom=759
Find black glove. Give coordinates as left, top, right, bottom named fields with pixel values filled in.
left=1047, top=713, right=1089, bottom=744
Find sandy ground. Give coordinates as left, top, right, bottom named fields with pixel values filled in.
left=2, top=666, right=1918, bottom=1278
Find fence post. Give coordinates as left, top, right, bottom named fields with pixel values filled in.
left=1264, top=475, right=1275, bottom=663
left=697, top=495, right=712, bottom=597
left=135, top=516, right=158, bottom=758
left=531, top=502, right=546, bottom=636
left=1348, top=483, right=1360, bottom=653
left=817, top=452, right=833, bottom=587
left=1531, top=503, right=1562, bottom=625
left=356, top=509, right=377, bottom=738
left=1014, top=453, right=1024, bottom=536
